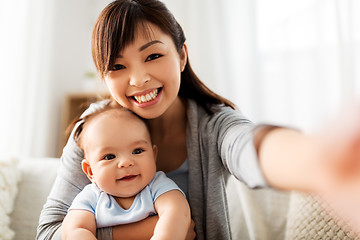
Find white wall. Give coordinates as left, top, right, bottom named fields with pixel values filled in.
left=43, top=0, right=111, bottom=156
left=24, top=0, right=263, bottom=157
left=4, top=0, right=358, bottom=157
left=162, top=0, right=261, bottom=120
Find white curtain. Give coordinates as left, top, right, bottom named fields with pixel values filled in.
left=165, top=0, right=360, bottom=131
left=0, top=0, right=359, bottom=157
left=0, top=0, right=56, bottom=157
left=255, top=0, right=360, bottom=130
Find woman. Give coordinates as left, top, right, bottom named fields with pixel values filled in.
left=37, top=0, right=360, bottom=239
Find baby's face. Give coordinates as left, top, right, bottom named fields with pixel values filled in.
left=82, top=110, right=157, bottom=198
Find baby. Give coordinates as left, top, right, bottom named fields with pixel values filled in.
left=62, top=104, right=191, bottom=240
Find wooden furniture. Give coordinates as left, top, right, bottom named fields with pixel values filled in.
left=58, top=92, right=110, bottom=156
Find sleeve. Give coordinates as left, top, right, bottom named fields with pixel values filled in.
left=36, top=100, right=113, bottom=240
left=149, top=171, right=185, bottom=202
left=68, top=184, right=97, bottom=214
left=215, top=108, right=269, bottom=188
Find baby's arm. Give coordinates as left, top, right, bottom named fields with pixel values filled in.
left=152, top=190, right=191, bottom=240
left=62, top=210, right=97, bottom=240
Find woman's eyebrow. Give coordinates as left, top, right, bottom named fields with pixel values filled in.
left=117, top=40, right=164, bottom=58
left=139, top=40, right=164, bottom=51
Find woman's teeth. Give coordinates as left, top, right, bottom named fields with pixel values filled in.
left=134, top=89, right=158, bottom=103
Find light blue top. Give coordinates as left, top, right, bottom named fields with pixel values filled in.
left=69, top=171, right=184, bottom=228
left=166, top=159, right=188, bottom=198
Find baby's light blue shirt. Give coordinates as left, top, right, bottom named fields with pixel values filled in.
left=69, top=171, right=184, bottom=228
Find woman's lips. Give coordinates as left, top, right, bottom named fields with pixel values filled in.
left=130, top=88, right=162, bottom=108
left=133, top=88, right=159, bottom=103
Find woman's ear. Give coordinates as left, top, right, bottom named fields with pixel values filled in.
left=152, top=145, right=158, bottom=161
left=82, top=159, right=94, bottom=182
left=180, top=44, right=188, bottom=72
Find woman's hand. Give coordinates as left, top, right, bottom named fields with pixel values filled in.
left=312, top=105, right=360, bottom=234
left=259, top=104, right=360, bottom=234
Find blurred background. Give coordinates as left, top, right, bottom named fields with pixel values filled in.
left=0, top=0, right=359, bottom=158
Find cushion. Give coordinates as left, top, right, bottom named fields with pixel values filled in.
left=285, top=192, right=358, bottom=239
left=0, top=157, right=21, bottom=240
left=226, top=175, right=290, bottom=239
left=10, top=158, right=60, bottom=240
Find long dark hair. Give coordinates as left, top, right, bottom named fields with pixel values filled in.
left=91, top=0, right=235, bottom=114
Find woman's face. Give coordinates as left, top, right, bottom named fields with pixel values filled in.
left=104, top=23, right=187, bottom=119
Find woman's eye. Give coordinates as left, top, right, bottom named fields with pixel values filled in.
left=146, top=54, right=162, bottom=62
left=132, top=148, right=144, bottom=155
left=112, top=64, right=125, bottom=71
left=103, top=154, right=116, bottom=160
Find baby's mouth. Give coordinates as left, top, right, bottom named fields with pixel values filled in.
left=132, top=88, right=161, bottom=104
left=118, top=175, right=137, bottom=181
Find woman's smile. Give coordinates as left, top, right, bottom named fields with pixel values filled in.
left=129, top=87, right=163, bottom=108
left=104, top=22, right=186, bottom=119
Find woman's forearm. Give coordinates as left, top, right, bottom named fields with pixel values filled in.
left=63, top=229, right=97, bottom=240
left=112, top=215, right=158, bottom=240
left=258, top=128, right=321, bottom=192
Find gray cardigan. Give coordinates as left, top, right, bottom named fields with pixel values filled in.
left=36, top=99, right=267, bottom=240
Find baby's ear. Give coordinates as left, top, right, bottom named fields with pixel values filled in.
left=152, top=145, right=158, bottom=161
left=82, top=159, right=94, bottom=182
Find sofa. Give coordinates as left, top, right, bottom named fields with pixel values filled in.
left=1, top=157, right=358, bottom=240
left=2, top=158, right=60, bottom=240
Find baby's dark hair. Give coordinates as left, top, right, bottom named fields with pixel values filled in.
left=73, top=102, right=151, bottom=150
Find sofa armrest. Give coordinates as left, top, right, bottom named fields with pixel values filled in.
left=10, top=158, right=60, bottom=240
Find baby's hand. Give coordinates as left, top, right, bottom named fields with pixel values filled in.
left=185, top=219, right=196, bottom=240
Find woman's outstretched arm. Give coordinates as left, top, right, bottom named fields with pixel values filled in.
left=258, top=107, right=360, bottom=192
left=257, top=127, right=321, bottom=192
left=257, top=107, right=360, bottom=232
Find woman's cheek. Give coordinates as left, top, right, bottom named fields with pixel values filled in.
left=105, top=77, right=125, bottom=98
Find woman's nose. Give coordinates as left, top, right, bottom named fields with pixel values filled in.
left=129, top=70, right=150, bottom=87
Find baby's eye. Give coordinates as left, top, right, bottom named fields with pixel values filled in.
left=111, top=64, right=125, bottom=71
left=146, top=54, right=162, bottom=62
left=132, top=148, right=144, bottom=155
left=103, top=154, right=116, bottom=160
